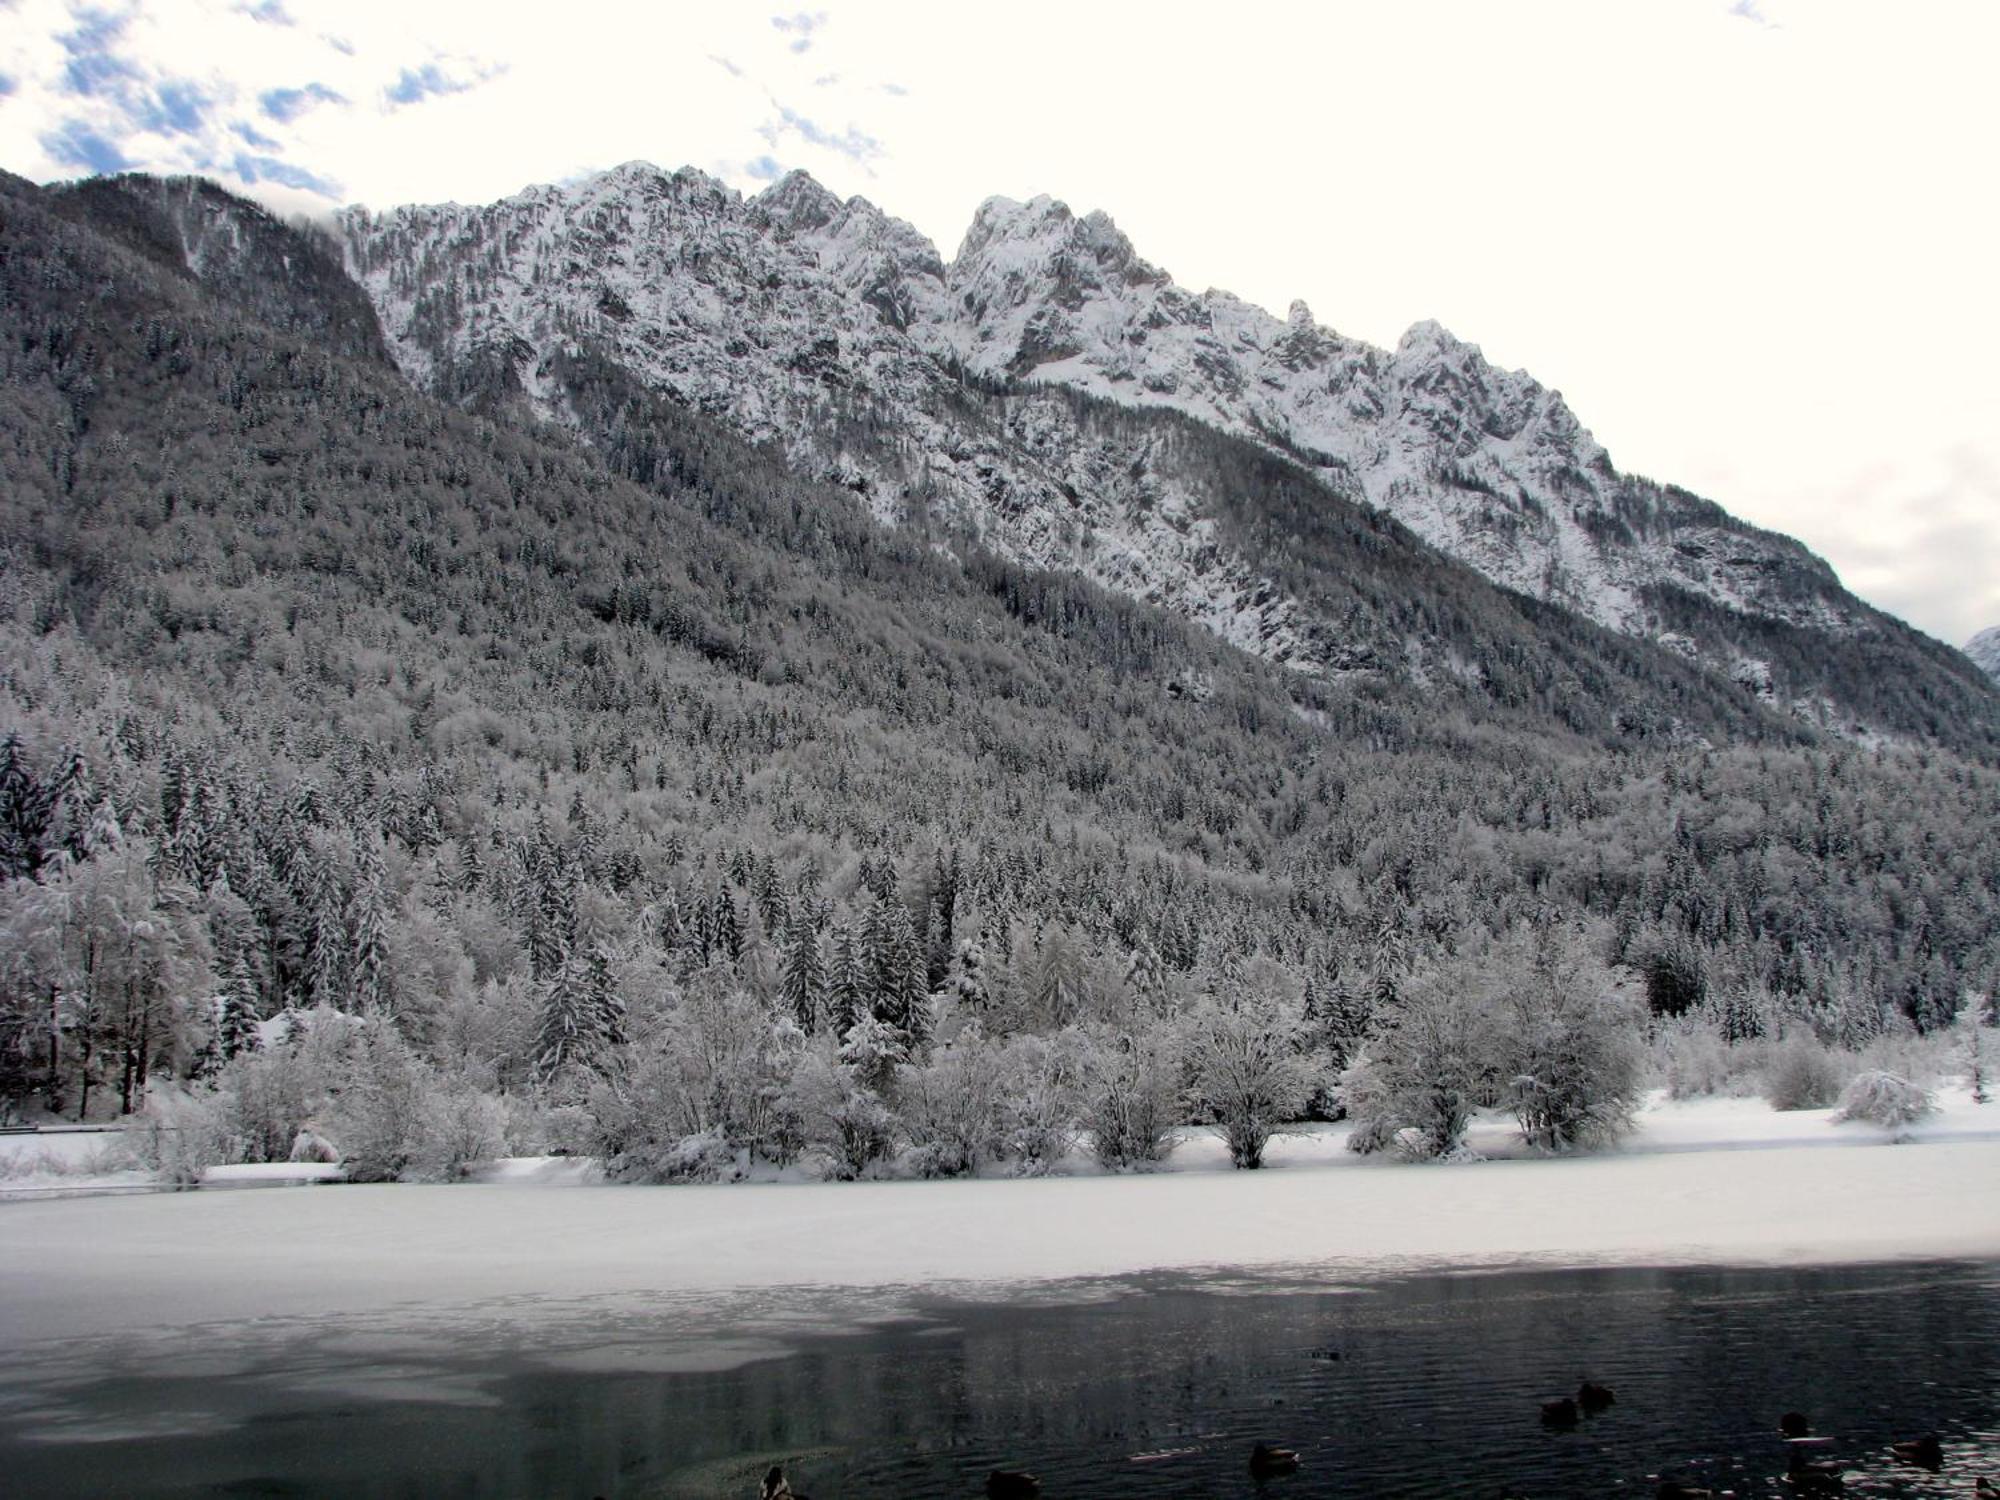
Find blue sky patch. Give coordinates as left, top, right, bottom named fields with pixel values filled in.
left=771, top=11, right=829, bottom=55
left=58, top=7, right=135, bottom=98
left=42, top=119, right=130, bottom=174
left=141, top=79, right=210, bottom=136
left=260, top=82, right=345, bottom=123
left=231, top=151, right=340, bottom=198
left=771, top=104, right=880, bottom=164
left=385, top=63, right=473, bottom=108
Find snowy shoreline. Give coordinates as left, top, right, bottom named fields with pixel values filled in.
left=1, top=1092, right=1996, bottom=1363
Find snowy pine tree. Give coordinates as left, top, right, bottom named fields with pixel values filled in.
left=306, top=855, right=347, bottom=1010
left=348, top=836, right=390, bottom=1014
left=534, top=952, right=612, bottom=1082
left=779, top=916, right=827, bottom=1033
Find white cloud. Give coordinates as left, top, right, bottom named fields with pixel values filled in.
left=0, top=0, right=1992, bottom=644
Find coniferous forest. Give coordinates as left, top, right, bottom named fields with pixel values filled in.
left=2, top=168, right=1996, bottom=1182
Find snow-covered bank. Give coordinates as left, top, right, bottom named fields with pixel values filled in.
left=0, top=1107, right=1995, bottom=1358
left=0, top=1129, right=153, bottom=1198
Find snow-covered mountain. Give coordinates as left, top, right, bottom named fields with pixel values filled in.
left=337, top=163, right=1941, bottom=718
left=340, top=163, right=1332, bottom=670
left=1968, top=627, right=2000, bottom=683
left=934, top=192, right=1852, bottom=638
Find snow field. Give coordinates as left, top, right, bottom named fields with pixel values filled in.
left=0, top=1090, right=1994, bottom=1358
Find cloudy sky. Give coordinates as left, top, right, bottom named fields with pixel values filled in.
left=2, top=0, right=1993, bottom=647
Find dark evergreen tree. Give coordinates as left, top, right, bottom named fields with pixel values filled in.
left=779, top=917, right=827, bottom=1033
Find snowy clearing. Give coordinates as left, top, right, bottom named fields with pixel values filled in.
left=0, top=1091, right=1995, bottom=1364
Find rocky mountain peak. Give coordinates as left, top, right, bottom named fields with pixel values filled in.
left=1396, top=317, right=1460, bottom=356
left=957, top=193, right=1064, bottom=257
left=751, top=168, right=844, bottom=233
left=1968, top=627, right=2000, bottom=682
left=334, top=160, right=1982, bottom=743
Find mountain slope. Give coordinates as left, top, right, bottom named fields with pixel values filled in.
left=48, top=172, right=390, bottom=367
left=336, top=164, right=1998, bottom=753
left=3, top=167, right=1998, bottom=1141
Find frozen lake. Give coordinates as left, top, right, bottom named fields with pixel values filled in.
left=3, top=1258, right=1996, bottom=1498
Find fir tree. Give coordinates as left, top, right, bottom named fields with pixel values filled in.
left=534, top=953, right=601, bottom=1081
left=307, top=855, right=347, bottom=1009
left=1031, top=927, right=1089, bottom=1027
left=826, top=920, right=863, bottom=1036
left=348, top=836, right=390, bottom=1014
left=0, top=734, right=47, bottom=880
left=779, top=917, right=827, bottom=1033
left=699, top=881, right=736, bottom=963
left=218, top=952, right=260, bottom=1061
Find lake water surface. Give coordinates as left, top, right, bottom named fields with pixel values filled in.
left=4, top=1259, right=1997, bottom=1498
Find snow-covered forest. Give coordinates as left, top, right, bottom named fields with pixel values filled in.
left=1, top=169, right=1996, bottom=1186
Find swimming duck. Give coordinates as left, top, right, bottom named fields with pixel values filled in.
left=1249, top=1442, right=1301, bottom=1477
left=1578, top=1380, right=1615, bottom=1413
left=1971, top=1476, right=1995, bottom=1498
left=1784, top=1447, right=1846, bottom=1493
left=985, top=1469, right=1040, bottom=1499
left=1541, top=1396, right=1580, bottom=1427
left=1779, top=1411, right=1812, bottom=1439
left=1889, top=1434, right=1942, bottom=1470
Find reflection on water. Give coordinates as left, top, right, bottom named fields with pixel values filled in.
left=3, top=1260, right=1997, bottom=1498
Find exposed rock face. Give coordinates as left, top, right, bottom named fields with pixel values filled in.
left=337, top=164, right=1983, bottom=737
left=931, top=192, right=1849, bottom=640
left=339, top=165, right=1328, bottom=671
left=1968, top=627, right=2000, bottom=683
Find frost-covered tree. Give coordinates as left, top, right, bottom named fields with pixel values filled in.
left=784, top=1032, right=896, bottom=1179
left=895, top=1023, right=1007, bottom=1177
left=305, top=852, right=347, bottom=1010
left=1080, top=1025, right=1182, bottom=1170
left=414, top=1082, right=509, bottom=1180
left=1182, top=986, right=1317, bottom=1169
left=433, top=972, right=540, bottom=1091
left=638, top=972, right=795, bottom=1155
left=326, top=1021, right=429, bottom=1182
left=837, top=1010, right=905, bottom=1095
left=1495, top=922, right=1644, bottom=1151
left=947, top=930, right=993, bottom=1015
left=1956, top=993, right=1995, bottom=1104
left=585, top=982, right=802, bottom=1180
left=1000, top=1029, right=1086, bottom=1173
left=1339, top=960, right=1500, bottom=1160
left=1764, top=1031, right=1846, bottom=1112
left=3, top=839, right=208, bottom=1117
left=205, top=1032, right=319, bottom=1163
left=0, top=733, right=48, bottom=881
left=1834, top=1069, right=1935, bottom=1137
